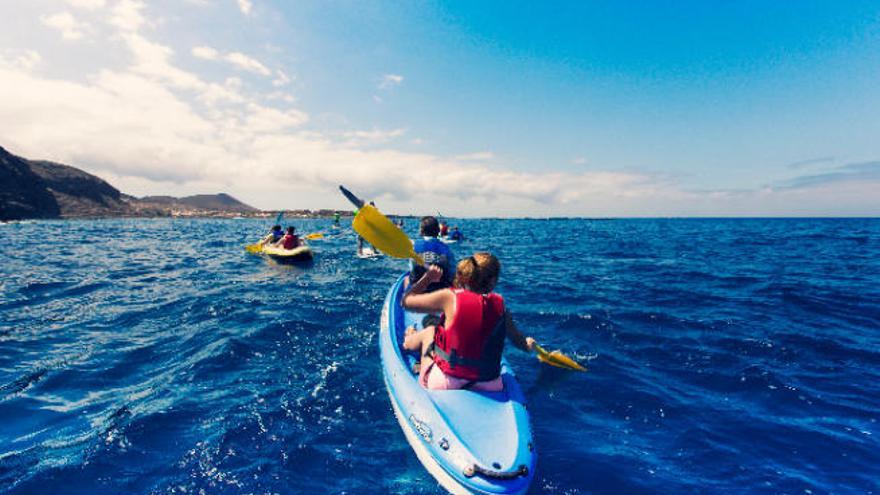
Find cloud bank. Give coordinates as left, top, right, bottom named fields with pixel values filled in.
left=1, top=1, right=878, bottom=217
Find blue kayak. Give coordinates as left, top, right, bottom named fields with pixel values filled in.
left=380, top=274, right=536, bottom=494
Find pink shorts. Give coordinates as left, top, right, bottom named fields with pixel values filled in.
left=419, top=360, right=504, bottom=392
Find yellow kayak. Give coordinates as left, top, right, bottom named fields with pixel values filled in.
left=260, top=244, right=314, bottom=263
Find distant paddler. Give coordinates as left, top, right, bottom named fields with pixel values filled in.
left=274, top=226, right=302, bottom=250
left=408, top=216, right=455, bottom=292
left=261, top=225, right=315, bottom=263
left=260, top=224, right=284, bottom=247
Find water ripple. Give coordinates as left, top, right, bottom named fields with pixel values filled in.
left=1, top=218, right=879, bottom=494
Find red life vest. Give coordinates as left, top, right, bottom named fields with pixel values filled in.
left=432, top=289, right=506, bottom=381
left=282, top=234, right=300, bottom=249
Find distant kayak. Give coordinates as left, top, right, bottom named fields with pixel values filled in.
left=357, top=246, right=381, bottom=259
left=380, top=274, right=536, bottom=495
left=440, top=236, right=459, bottom=244
left=260, top=244, right=314, bottom=263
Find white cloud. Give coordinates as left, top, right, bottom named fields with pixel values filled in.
left=65, top=0, right=106, bottom=9
left=192, top=45, right=272, bottom=77
left=571, top=157, right=588, bottom=165
left=191, top=45, right=219, bottom=60
left=225, top=51, right=271, bottom=76
left=342, top=128, right=406, bottom=146
left=124, top=34, right=205, bottom=90
left=41, top=12, right=87, bottom=40
left=379, top=73, right=403, bottom=89
left=3, top=53, right=878, bottom=216
left=1, top=50, right=42, bottom=71
left=272, top=69, right=291, bottom=87
left=454, top=152, right=495, bottom=161
left=244, top=103, right=308, bottom=132
left=199, top=81, right=245, bottom=104
left=267, top=91, right=295, bottom=103
left=109, top=0, right=146, bottom=32
left=237, top=0, right=253, bottom=15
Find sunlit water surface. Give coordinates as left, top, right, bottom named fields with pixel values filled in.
left=1, top=218, right=878, bottom=494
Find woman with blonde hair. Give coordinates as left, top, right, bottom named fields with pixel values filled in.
left=403, top=252, right=538, bottom=391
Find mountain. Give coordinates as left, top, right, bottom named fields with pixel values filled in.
left=0, top=146, right=60, bottom=220
left=27, top=159, right=134, bottom=218
left=0, top=146, right=257, bottom=220
left=140, top=193, right=258, bottom=212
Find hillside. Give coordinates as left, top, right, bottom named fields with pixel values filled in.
left=140, top=193, right=258, bottom=213
left=0, top=146, right=60, bottom=220
left=27, top=159, right=135, bottom=218
left=0, top=146, right=258, bottom=220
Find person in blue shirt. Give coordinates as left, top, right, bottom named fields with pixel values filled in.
left=410, top=216, right=455, bottom=292
left=449, top=226, right=464, bottom=241
left=260, top=225, right=284, bottom=246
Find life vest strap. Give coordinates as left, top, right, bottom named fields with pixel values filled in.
left=433, top=346, right=483, bottom=369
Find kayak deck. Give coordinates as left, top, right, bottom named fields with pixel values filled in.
left=381, top=274, right=535, bottom=495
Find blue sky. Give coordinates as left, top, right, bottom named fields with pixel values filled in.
left=1, top=0, right=878, bottom=216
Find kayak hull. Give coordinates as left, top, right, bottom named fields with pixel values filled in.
left=261, top=245, right=314, bottom=263
left=380, top=274, right=535, bottom=495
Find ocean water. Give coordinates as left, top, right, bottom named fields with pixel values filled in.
left=0, top=218, right=878, bottom=495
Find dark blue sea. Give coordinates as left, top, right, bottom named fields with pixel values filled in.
left=1, top=218, right=878, bottom=494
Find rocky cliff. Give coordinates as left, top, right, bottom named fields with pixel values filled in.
left=0, top=146, right=61, bottom=220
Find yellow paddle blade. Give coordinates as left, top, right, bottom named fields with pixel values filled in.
left=305, top=232, right=324, bottom=240
left=353, top=204, right=424, bottom=265
left=535, top=344, right=587, bottom=372
left=245, top=243, right=263, bottom=254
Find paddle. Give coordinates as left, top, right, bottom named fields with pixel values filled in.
left=304, top=232, right=324, bottom=240
left=339, top=185, right=424, bottom=265
left=534, top=344, right=587, bottom=371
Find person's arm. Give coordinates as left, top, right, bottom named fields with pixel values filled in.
left=504, top=312, right=536, bottom=353
left=403, top=266, right=453, bottom=314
